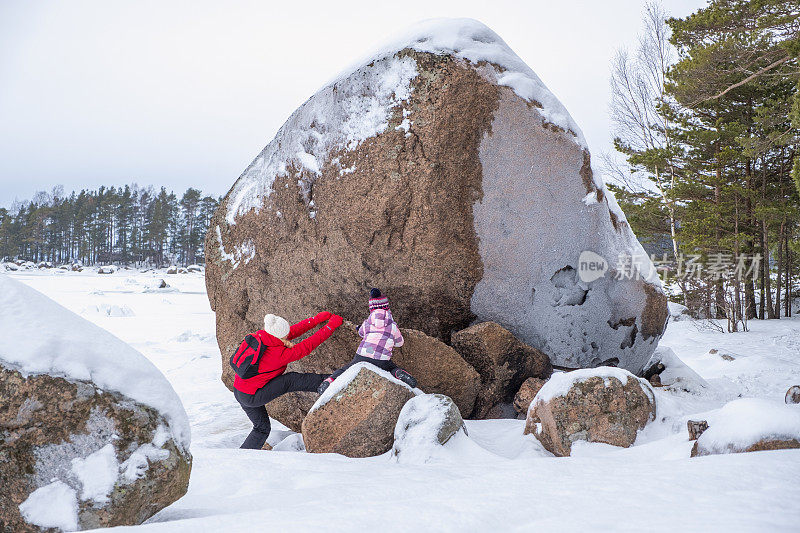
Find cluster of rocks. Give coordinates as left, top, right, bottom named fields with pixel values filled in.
left=298, top=359, right=664, bottom=460
left=221, top=320, right=552, bottom=433
left=2, top=260, right=85, bottom=272
left=166, top=265, right=202, bottom=275
left=202, top=16, right=670, bottom=457
left=205, top=21, right=669, bottom=415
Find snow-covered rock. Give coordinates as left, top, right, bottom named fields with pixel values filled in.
left=166, top=265, right=178, bottom=274
left=186, top=264, right=203, bottom=273
left=392, top=394, right=466, bottom=463
left=668, top=301, right=691, bottom=320
left=645, top=346, right=710, bottom=393
left=786, top=386, right=800, bottom=405
left=691, top=398, right=800, bottom=457
left=525, top=367, right=656, bottom=456
left=97, top=265, right=117, bottom=274
left=0, top=274, right=191, bottom=531
left=82, top=303, right=136, bottom=317
left=4, top=262, right=19, bottom=271
left=302, top=363, right=416, bottom=457
left=206, top=17, right=668, bottom=382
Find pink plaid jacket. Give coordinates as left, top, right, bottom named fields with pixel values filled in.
left=356, top=308, right=404, bottom=360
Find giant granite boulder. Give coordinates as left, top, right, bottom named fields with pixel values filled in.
left=206, top=18, right=668, bottom=378
left=0, top=275, right=191, bottom=532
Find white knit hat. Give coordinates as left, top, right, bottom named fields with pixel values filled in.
left=263, top=314, right=290, bottom=339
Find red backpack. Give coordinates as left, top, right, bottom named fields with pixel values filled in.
left=229, top=334, right=268, bottom=379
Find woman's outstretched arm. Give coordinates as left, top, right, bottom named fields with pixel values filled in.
left=288, top=311, right=332, bottom=340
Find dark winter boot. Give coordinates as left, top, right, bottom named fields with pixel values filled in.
left=317, top=378, right=332, bottom=395
left=392, top=368, right=417, bottom=388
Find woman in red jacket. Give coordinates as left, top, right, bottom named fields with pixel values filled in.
left=234, top=311, right=343, bottom=449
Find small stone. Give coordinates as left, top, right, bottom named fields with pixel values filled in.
left=786, top=386, right=800, bottom=405
left=649, top=374, right=662, bottom=387
left=392, top=394, right=466, bottom=462
left=687, top=420, right=708, bottom=440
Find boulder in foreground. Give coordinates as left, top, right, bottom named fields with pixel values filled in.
left=302, top=364, right=415, bottom=457
left=525, top=367, right=655, bottom=456
left=0, top=275, right=191, bottom=531
left=691, top=398, right=800, bottom=457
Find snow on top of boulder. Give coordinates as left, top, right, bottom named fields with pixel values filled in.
left=695, top=398, right=800, bottom=454
left=224, top=17, right=585, bottom=228
left=352, top=18, right=586, bottom=145
left=0, top=275, right=191, bottom=450
left=309, top=362, right=420, bottom=413
left=225, top=54, right=417, bottom=226
left=532, top=366, right=653, bottom=405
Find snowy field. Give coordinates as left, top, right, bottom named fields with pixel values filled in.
left=7, top=269, right=800, bottom=532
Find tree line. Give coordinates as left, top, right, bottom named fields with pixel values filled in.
left=607, top=0, right=799, bottom=329
left=0, top=185, right=220, bottom=267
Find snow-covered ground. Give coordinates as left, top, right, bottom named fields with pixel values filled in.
left=7, top=269, right=800, bottom=532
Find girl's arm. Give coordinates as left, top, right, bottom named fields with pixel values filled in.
left=391, top=322, right=404, bottom=347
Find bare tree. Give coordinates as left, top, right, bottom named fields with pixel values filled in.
left=608, top=1, right=687, bottom=302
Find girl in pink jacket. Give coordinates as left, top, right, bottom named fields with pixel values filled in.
left=318, top=288, right=417, bottom=394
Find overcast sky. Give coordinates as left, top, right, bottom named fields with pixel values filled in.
left=0, top=0, right=707, bottom=205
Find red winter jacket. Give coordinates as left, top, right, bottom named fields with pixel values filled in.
left=233, top=312, right=342, bottom=394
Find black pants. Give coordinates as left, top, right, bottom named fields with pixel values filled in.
left=234, top=372, right=327, bottom=450
left=328, top=355, right=401, bottom=381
